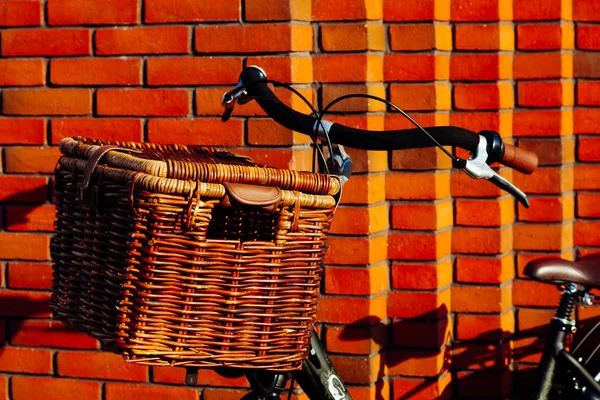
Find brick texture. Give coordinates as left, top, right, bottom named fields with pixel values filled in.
left=0, top=1, right=593, bottom=399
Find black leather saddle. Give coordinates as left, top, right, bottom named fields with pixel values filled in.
left=524, top=254, right=600, bottom=289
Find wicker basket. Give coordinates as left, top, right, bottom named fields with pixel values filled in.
left=50, top=137, right=340, bottom=371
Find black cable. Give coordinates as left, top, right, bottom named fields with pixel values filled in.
left=287, top=375, right=295, bottom=400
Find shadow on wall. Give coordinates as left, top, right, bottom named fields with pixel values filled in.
left=338, top=307, right=600, bottom=399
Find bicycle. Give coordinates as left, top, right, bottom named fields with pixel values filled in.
left=212, top=66, right=600, bottom=400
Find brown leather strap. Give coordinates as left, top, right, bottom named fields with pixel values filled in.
left=220, top=182, right=282, bottom=212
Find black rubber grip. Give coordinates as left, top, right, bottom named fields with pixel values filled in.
left=241, top=67, right=480, bottom=152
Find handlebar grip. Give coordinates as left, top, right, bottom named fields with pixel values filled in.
left=500, top=144, right=538, bottom=174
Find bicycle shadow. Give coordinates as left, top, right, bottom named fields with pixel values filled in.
left=337, top=307, right=600, bottom=399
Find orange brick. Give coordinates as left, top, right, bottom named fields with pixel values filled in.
left=513, top=166, right=573, bottom=194
left=513, top=109, right=572, bottom=137
left=313, top=0, right=382, bottom=21
left=325, top=323, right=386, bottom=355
left=0, top=347, right=52, bottom=374
left=455, top=24, right=514, bottom=50
left=575, top=220, right=600, bottom=247
left=388, top=289, right=450, bottom=319
left=451, top=0, right=512, bottom=21
left=246, top=55, right=313, bottom=84
left=96, top=89, right=189, bottom=117
left=574, top=0, right=600, bottom=21
left=4, top=147, right=61, bottom=174
left=324, top=264, right=389, bottom=295
left=145, top=0, right=239, bottom=22
left=393, top=318, right=451, bottom=347
left=387, top=348, right=448, bottom=377
left=451, top=169, right=507, bottom=198
left=517, top=80, right=573, bottom=107
left=9, top=319, right=98, bottom=349
left=455, top=311, right=514, bottom=341
left=105, top=383, right=198, bottom=400
left=517, top=308, right=555, bottom=334
left=195, top=24, right=312, bottom=53
left=348, top=381, right=390, bottom=400
left=450, top=112, right=512, bottom=138
left=0, top=118, right=45, bottom=145
left=517, top=195, right=574, bottom=222
left=450, top=54, right=512, bottom=81
left=0, top=0, right=41, bottom=26
left=6, top=262, right=52, bottom=290
left=514, top=222, right=573, bottom=251
left=385, top=112, right=449, bottom=131
left=0, top=59, right=44, bottom=86
left=454, top=82, right=514, bottom=110
left=389, top=83, right=451, bottom=111
left=391, top=259, right=453, bottom=290
left=6, top=205, right=56, bottom=232
left=325, top=234, right=387, bottom=265
left=0, top=233, right=50, bottom=260
left=314, top=54, right=382, bottom=83
left=147, top=57, right=241, bottom=86
left=245, top=0, right=310, bottom=21
left=48, top=0, right=138, bottom=25
left=389, top=230, right=451, bottom=261
left=328, top=354, right=382, bottom=384
left=50, top=58, right=141, bottom=86
left=341, top=174, right=386, bottom=205
left=455, top=198, right=514, bottom=227
left=0, top=176, right=47, bottom=202
left=318, top=294, right=386, bottom=325
left=385, top=54, right=449, bottom=82
left=517, top=24, right=565, bottom=50
left=12, top=377, right=101, bottom=400
left=3, top=89, right=91, bottom=116
left=575, top=165, right=600, bottom=190
left=513, top=280, right=562, bottom=307
left=1, top=28, right=90, bottom=56
left=577, top=81, right=600, bottom=106
left=50, top=118, right=142, bottom=144
left=387, top=171, right=450, bottom=200
left=513, top=0, right=572, bottom=20
left=57, top=351, right=148, bottom=381
left=452, top=226, right=512, bottom=254
left=577, top=193, right=600, bottom=218
left=452, top=284, right=512, bottom=313
left=330, top=204, right=388, bottom=235
left=321, top=84, right=386, bottom=112
left=384, top=0, right=450, bottom=21
left=456, top=255, right=514, bottom=284
left=147, top=118, right=243, bottom=146
left=391, top=201, right=452, bottom=230
left=96, top=26, right=189, bottom=55
left=389, top=23, right=452, bottom=51
left=321, top=23, right=384, bottom=51
left=514, top=52, right=572, bottom=79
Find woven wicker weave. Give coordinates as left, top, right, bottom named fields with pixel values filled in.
left=51, top=137, right=340, bottom=371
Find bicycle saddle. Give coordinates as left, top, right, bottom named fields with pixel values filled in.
left=524, top=254, right=600, bottom=289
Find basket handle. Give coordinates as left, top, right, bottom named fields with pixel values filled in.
left=220, top=182, right=282, bottom=212
left=79, top=145, right=141, bottom=204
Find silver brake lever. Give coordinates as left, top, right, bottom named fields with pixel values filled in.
left=221, top=81, right=247, bottom=122
left=463, top=136, right=530, bottom=208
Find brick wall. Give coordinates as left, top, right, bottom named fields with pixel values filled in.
left=0, top=0, right=598, bottom=399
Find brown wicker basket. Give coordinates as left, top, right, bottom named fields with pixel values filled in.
left=50, top=137, right=340, bottom=371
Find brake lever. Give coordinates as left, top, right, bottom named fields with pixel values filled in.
left=221, top=81, right=247, bottom=122
left=327, top=143, right=353, bottom=187
left=463, top=136, right=530, bottom=208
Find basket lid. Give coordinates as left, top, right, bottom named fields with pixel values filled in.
left=59, top=137, right=340, bottom=196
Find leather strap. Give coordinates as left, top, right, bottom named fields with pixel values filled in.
left=220, top=182, right=282, bottom=212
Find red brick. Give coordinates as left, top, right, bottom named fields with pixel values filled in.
left=147, top=118, right=243, bottom=146
left=513, top=280, right=562, bottom=307
left=147, top=57, right=241, bottom=86
left=390, top=146, right=452, bottom=171
left=146, top=0, right=238, bottom=22
left=50, top=118, right=142, bottom=144
left=389, top=83, right=450, bottom=111
left=517, top=81, right=570, bottom=107
left=451, top=169, right=505, bottom=198
left=97, top=89, right=189, bottom=117
left=57, top=351, right=148, bottom=381
left=456, top=312, right=514, bottom=341
left=574, top=0, right=600, bottom=21
left=325, top=234, right=387, bottom=265
left=454, top=83, right=513, bottom=110
left=0, top=233, right=50, bottom=260
left=575, top=165, right=600, bottom=190
left=7, top=262, right=53, bottom=289
left=0, top=347, right=52, bottom=374
left=0, top=176, right=47, bottom=202
left=514, top=0, right=570, bottom=20
left=50, top=58, right=141, bottom=86
left=314, top=54, right=382, bottom=83
left=387, top=348, right=448, bottom=377
left=575, top=109, right=600, bottom=134
left=452, top=226, right=512, bottom=254
left=12, top=376, right=101, bottom=400
left=518, top=137, right=574, bottom=166
left=10, top=320, right=98, bottom=349
left=7, top=204, right=55, bottom=232
left=456, top=255, right=514, bottom=284
left=517, top=308, right=555, bottom=334
left=202, top=389, right=259, bottom=400
left=313, top=0, right=381, bottom=21
left=105, top=383, right=198, bottom=400
left=389, top=230, right=451, bottom=261
left=96, top=26, right=189, bottom=55
left=0, top=118, right=45, bottom=144
left=514, top=223, right=572, bottom=251
left=318, top=294, right=386, bottom=325
left=456, top=370, right=512, bottom=398
left=514, top=166, right=573, bottom=194
left=391, top=202, right=452, bottom=231
left=328, top=354, right=382, bottom=385
left=393, top=318, right=451, bottom=347
left=578, top=25, right=600, bottom=49
left=513, top=53, right=569, bottom=79
left=246, top=55, right=313, bottom=84
left=517, top=24, right=564, bottom=50
left=575, top=52, right=600, bottom=78
left=0, top=376, right=6, bottom=399
left=388, top=289, right=450, bottom=319
left=517, top=196, right=573, bottom=222
left=577, top=193, right=600, bottom=218
left=455, top=24, right=513, bottom=50
left=391, top=260, right=452, bottom=290
left=48, top=0, right=138, bottom=25
left=4, top=147, right=61, bottom=174
left=454, top=342, right=511, bottom=369
left=513, top=109, right=570, bottom=137
left=152, top=366, right=248, bottom=387
left=0, top=290, right=50, bottom=317
left=383, top=0, right=450, bottom=21
left=385, top=54, right=448, bottom=82
left=325, top=324, right=386, bottom=355
left=0, top=0, right=41, bottom=26
left=247, top=118, right=296, bottom=146
left=579, top=137, right=600, bottom=161
left=452, top=284, right=512, bottom=313
left=393, top=375, right=452, bottom=400
left=450, top=54, right=511, bottom=81
left=0, top=59, right=44, bottom=86
left=451, top=0, right=512, bottom=21
left=195, top=24, right=312, bottom=53
left=245, top=0, right=310, bottom=21
left=577, top=81, right=600, bottom=106
left=321, top=23, right=384, bottom=51
left=3, top=89, right=91, bottom=116
left=387, top=171, right=450, bottom=200
left=575, top=220, right=600, bottom=247
left=456, top=198, right=514, bottom=227
left=324, top=265, right=388, bottom=295
left=232, top=148, right=307, bottom=170
left=1, top=28, right=90, bottom=56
